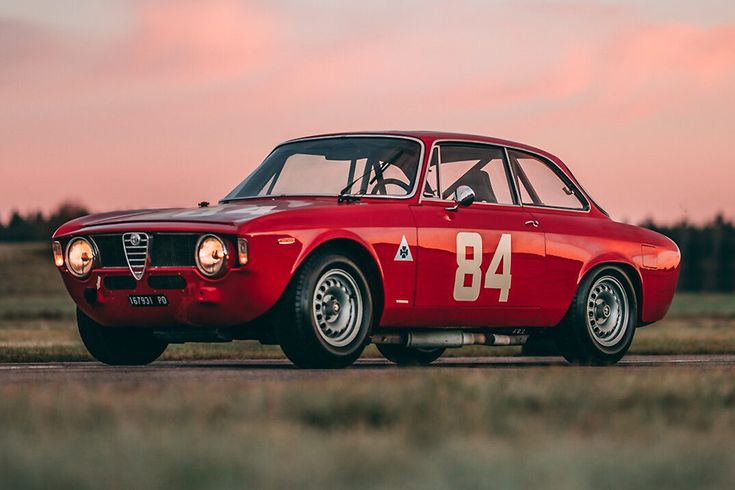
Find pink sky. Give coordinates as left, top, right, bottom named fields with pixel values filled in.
left=1, top=0, right=734, bottom=223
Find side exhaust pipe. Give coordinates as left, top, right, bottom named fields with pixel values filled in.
left=372, top=331, right=529, bottom=348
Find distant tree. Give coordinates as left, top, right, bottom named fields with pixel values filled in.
left=1, top=212, right=35, bottom=242
left=0, top=201, right=89, bottom=242
left=640, top=214, right=735, bottom=292
left=47, top=201, right=89, bottom=236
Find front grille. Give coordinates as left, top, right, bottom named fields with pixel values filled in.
left=123, top=232, right=149, bottom=280
left=92, top=233, right=202, bottom=270
left=149, top=234, right=197, bottom=267
left=93, top=235, right=127, bottom=267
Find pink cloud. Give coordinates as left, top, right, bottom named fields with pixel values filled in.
left=0, top=0, right=280, bottom=113
left=427, top=20, right=735, bottom=123
left=122, top=0, right=279, bottom=84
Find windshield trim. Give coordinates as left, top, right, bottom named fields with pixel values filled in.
left=220, top=134, right=426, bottom=203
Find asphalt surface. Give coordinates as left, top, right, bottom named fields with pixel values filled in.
left=1, top=355, right=734, bottom=383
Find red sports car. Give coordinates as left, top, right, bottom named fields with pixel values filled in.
left=52, top=131, right=680, bottom=368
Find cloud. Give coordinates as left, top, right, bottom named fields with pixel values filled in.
left=0, top=0, right=280, bottom=113
left=424, top=18, right=735, bottom=128
left=121, top=0, right=278, bottom=84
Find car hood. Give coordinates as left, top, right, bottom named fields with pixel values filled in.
left=73, top=199, right=326, bottom=228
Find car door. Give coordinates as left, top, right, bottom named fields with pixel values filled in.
left=506, top=148, right=598, bottom=325
left=410, top=142, right=546, bottom=327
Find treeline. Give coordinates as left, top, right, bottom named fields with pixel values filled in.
left=0, top=202, right=89, bottom=242
left=642, top=215, right=735, bottom=292
left=0, top=204, right=732, bottom=291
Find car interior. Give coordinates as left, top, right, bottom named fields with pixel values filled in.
left=423, top=145, right=510, bottom=204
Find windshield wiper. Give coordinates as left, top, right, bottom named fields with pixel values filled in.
left=338, top=160, right=391, bottom=203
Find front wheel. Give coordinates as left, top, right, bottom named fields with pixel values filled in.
left=377, top=344, right=445, bottom=366
left=276, top=253, right=373, bottom=368
left=77, top=308, right=168, bottom=366
left=555, top=267, right=637, bottom=365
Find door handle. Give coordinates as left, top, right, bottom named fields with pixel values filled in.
left=525, top=220, right=539, bottom=228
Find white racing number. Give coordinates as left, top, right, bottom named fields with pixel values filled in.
left=453, top=232, right=512, bottom=303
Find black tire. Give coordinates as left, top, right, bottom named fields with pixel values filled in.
left=276, top=253, right=373, bottom=368
left=377, top=344, right=445, bottom=366
left=77, top=308, right=168, bottom=366
left=521, top=333, right=559, bottom=356
left=555, top=266, right=637, bottom=365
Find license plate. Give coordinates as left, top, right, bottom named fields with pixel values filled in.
left=128, top=295, right=168, bottom=307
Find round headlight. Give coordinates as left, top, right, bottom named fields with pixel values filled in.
left=196, top=235, right=228, bottom=277
left=66, top=237, right=96, bottom=278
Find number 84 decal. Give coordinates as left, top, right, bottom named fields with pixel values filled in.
left=454, top=232, right=511, bottom=302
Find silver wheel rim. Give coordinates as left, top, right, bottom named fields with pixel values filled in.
left=586, top=275, right=629, bottom=348
left=312, top=269, right=363, bottom=348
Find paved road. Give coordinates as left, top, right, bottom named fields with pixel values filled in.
left=1, top=355, right=734, bottom=383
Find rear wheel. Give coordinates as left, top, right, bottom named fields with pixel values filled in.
left=377, top=344, right=445, bottom=366
left=555, top=266, right=637, bottom=365
left=276, top=253, right=373, bottom=368
left=77, top=308, right=168, bottom=366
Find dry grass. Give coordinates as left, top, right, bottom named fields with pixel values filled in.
left=2, top=367, right=735, bottom=489
left=3, top=316, right=735, bottom=363
left=3, top=243, right=735, bottom=488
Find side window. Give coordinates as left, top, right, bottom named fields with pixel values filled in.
left=423, top=148, right=440, bottom=198
left=436, top=144, right=515, bottom=205
left=509, top=150, right=586, bottom=210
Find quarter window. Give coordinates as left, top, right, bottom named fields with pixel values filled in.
left=423, top=148, right=440, bottom=198
left=508, top=150, right=586, bottom=210
left=430, top=144, right=515, bottom=205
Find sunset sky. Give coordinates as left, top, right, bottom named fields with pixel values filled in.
left=1, top=0, right=734, bottom=223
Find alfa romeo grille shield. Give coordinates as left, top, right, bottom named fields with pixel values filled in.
left=122, top=232, right=149, bottom=280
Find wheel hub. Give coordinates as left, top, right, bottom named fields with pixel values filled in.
left=594, top=303, right=611, bottom=321
left=312, top=269, right=363, bottom=348
left=586, top=276, right=629, bottom=348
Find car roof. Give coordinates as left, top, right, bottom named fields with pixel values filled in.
left=284, top=130, right=562, bottom=164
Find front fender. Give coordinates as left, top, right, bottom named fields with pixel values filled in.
left=242, top=228, right=388, bottom=324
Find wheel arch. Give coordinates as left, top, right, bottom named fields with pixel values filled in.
left=577, top=260, right=644, bottom=325
left=291, top=235, right=386, bottom=323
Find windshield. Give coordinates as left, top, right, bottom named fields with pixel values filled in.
left=222, top=137, right=422, bottom=201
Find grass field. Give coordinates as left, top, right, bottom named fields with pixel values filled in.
left=2, top=243, right=735, bottom=489
left=3, top=367, right=735, bottom=489
left=1, top=242, right=734, bottom=362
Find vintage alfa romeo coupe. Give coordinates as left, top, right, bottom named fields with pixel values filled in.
left=52, top=132, right=680, bottom=367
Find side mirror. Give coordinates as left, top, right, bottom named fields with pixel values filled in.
left=446, top=185, right=475, bottom=211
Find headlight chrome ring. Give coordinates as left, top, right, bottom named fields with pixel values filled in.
left=65, top=237, right=97, bottom=279
left=195, top=234, right=228, bottom=278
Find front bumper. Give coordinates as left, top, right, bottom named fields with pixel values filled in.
left=62, top=267, right=268, bottom=328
